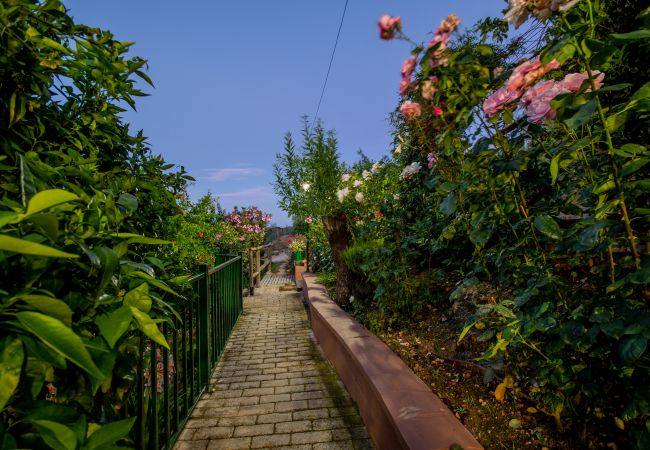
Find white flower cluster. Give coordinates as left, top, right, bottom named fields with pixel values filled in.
left=504, top=0, right=582, bottom=28
left=337, top=187, right=350, bottom=202
left=400, top=162, right=422, bottom=180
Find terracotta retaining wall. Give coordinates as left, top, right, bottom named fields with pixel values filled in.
left=302, top=273, right=483, bottom=450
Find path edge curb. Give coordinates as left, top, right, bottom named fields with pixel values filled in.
left=301, top=272, right=484, bottom=450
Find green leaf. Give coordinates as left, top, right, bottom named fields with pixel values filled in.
left=596, top=83, right=633, bottom=93
left=125, top=236, right=171, bottom=246
left=84, top=417, right=136, bottom=450
left=440, top=191, right=457, bottom=217
left=16, top=312, right=104, bottom=379
left=124, top=282, right=151, bottom=312
left=550, top=154, right=560, bottom=184
left=96, top=306, right=132, bottom=348
left=0, top=235, right=78, bottom=258
left=129, top=307, right=169, bottom=349
left=129, top=271, right=182, bottom=298
left=618, top=335, right=647, bottom=363
left=534, top=215, right=562, bottom=240
left=17, top=295, right=73, bottom=327
left=116, top=193, right=138, bottom=213
left=0, top=211, right=19, bottom=228
left=40, top=37, right=71, bottom=54
left=563, top=98, right=598, bottom=129
left=542, top=39, right=575, bottom=64
left=611, top=30, right=650, bottom=40
left=21, top=335, right=66, bottom=368
left=93, top=247, right=118, bottom=295
left=621, top=158, right=650, bottom=178
left=168, top=275, right=190, bottom=285
left=25, top=189, right=79, bottom=218
left=30, top=420, right=77, bottom=450
left=594, top=180, right=616, bottom=194
left=0, top=337, right=24, bottom=410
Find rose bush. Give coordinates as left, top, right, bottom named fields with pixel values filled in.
left=279, top=0, right=649, bottom=446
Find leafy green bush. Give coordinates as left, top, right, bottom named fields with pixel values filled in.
left=0, top=1, right=193, bottom=446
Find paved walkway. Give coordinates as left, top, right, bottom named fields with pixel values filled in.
left=174, top=285, right=374, bottom=450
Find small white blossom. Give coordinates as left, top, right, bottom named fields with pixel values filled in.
left=355, top=192, right=364, bottom=203
left=393, top=194, right=400, bottom=201
left=356, top=220, right=363, bottom=226
left=336, top=187, right=350, bottom=202
left=341, top=173, right=351, bottom=182
left=349, top=295, right=355, bottom=303
left=400, top=162, right=422, bottom=179
left=362, top=170, right=371, bottom=180
left=353, top=180, right=362, bottom=187
left=371, top=162, right=383, bottom=173
left=301, top=182, right=311, bottom=191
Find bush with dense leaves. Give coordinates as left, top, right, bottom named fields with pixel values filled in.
left=0, top=1, right=195, bottom=447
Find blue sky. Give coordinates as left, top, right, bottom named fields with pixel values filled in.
left=65, top=1, right=508, bottom=226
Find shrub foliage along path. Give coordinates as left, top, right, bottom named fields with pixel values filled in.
left=275, top=1, right=650, bottom=448
left=0, top=1, right=272, bottom=448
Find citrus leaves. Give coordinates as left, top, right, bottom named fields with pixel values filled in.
left=0, top=337, right=23, bottom=410
left=16, top=312, right=104, bottom=380
left=124, top=282, right=152, bottom=312
left=95, top=306, right=132, bottom=349
left=25, top=190, right=79, bottom=218
left=0, top=235, right=78, bottom=258
left=0, top=189, right=81, bottom=258
left=129, top=307, right=169, bottom=349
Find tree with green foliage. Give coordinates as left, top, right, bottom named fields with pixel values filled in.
left=273, top=119, right=362, bottom=304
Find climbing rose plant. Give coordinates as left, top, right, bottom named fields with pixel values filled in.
left=345, top=1, right=649, bottom=446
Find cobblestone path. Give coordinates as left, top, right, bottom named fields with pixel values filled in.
left=174, top=286, right=374, bottom=450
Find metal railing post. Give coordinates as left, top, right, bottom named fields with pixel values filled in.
left=240, top=251, right=244, bottom=312
left=248, top=248, right=255, bottom=296
left=198, top=263, right=210, bottom=387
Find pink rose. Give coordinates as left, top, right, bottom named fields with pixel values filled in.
left=401, top=56, right=417, bottom=78
left=521, top=79, right=557, bottom=106
left=399, top=78, right=411, bottom=96
left=483, top=86, right=518, bottom=117
left=378, top=15, right=401, bottom=40
left=399, top=100, right=422, bottom=119
left=433, top=106, right=443, bottom=116
left=506, top=58, right=541, bottom=93
left=561, top=71, right=605, bottom=92
left=526, top=83, right=570, bottom=124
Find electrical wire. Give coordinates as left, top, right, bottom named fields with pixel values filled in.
left=310, top=0, right=349, bottom=131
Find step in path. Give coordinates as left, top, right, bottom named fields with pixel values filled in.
left=260, top=273, right=294, bottom=286
left=174, top=285, right=374, bottom=450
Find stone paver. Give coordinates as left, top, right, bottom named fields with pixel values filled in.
left=175, top=284, right=374, bottom=449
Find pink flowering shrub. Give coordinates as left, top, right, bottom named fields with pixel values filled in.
left=370, top=3, right=649, bottom=446
left=174, top=194, right=271, bottom=270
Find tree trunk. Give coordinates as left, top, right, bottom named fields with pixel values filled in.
left=321, top=214, right=354, bottom=306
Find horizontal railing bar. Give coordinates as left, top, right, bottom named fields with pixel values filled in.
left=249, top=243, right=272, bottom=251
left=207, top=255, right=242, bottom=275
left=187, top=273, right=205, bottom=284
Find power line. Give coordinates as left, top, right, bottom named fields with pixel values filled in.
left=310, top=0, right=349, bottom=130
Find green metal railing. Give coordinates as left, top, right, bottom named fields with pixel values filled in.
left=132, top=254, right=243, bottom=449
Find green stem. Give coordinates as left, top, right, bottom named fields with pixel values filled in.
left=563, top=10, right=640, bottom=269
